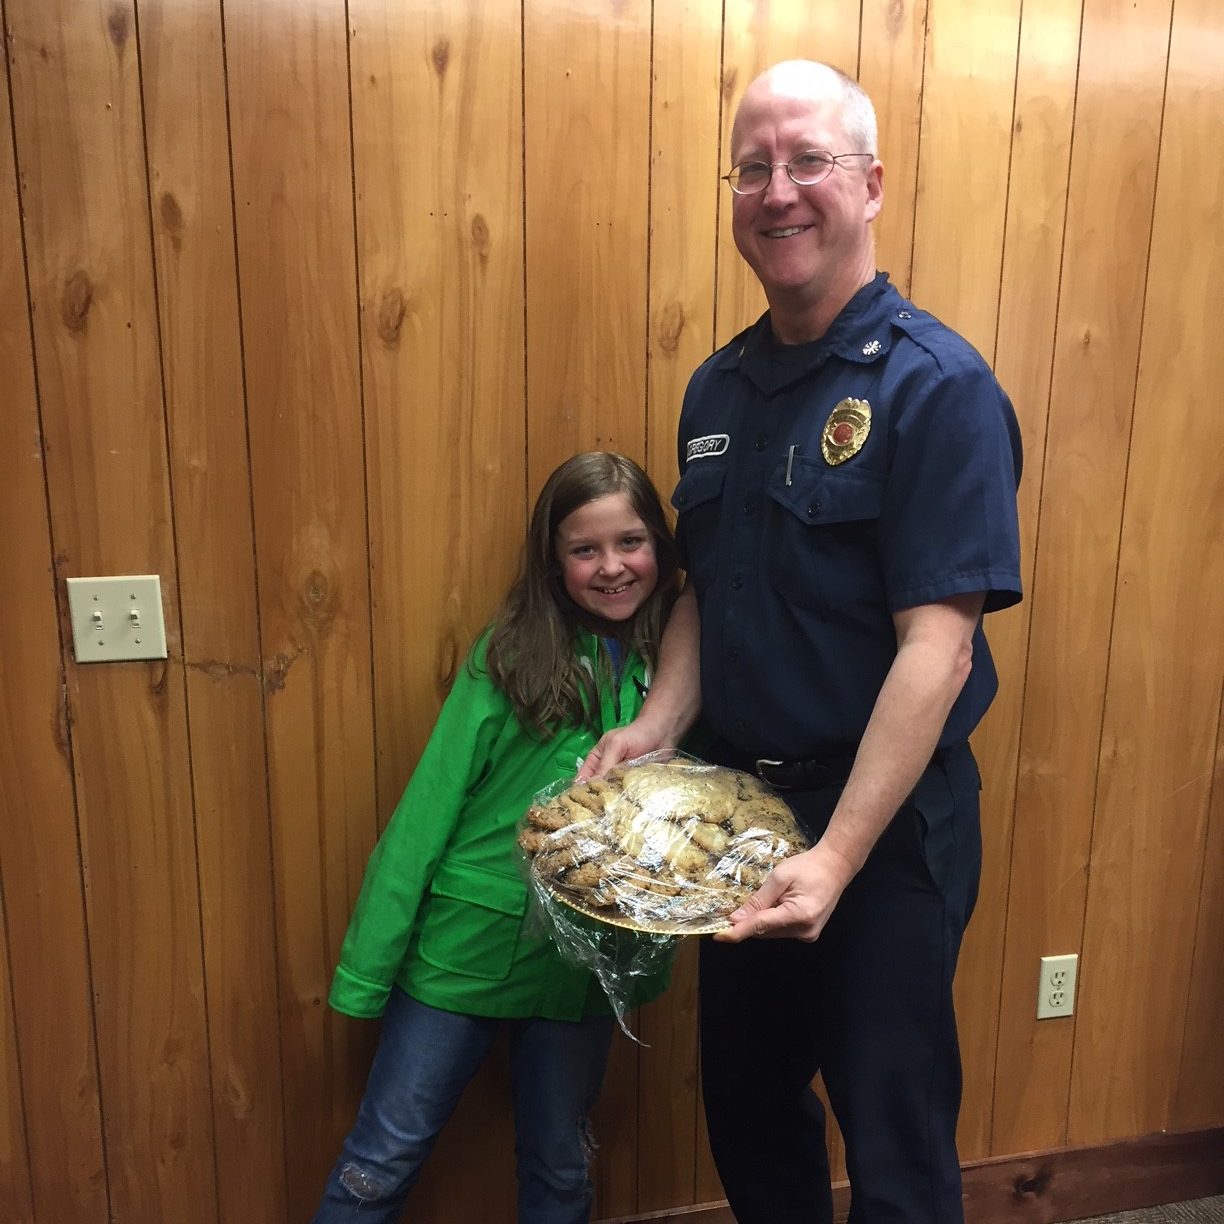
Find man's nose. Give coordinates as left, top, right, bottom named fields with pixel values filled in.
left=761, top=165, right=799, bottom=206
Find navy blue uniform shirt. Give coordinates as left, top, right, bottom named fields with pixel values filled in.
left=672, top=272, right=1023, bottom=761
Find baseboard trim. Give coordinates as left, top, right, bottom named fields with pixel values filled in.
left=598, top=1126, right=1224, bottom=1223
left=961, top=1126, right=1224, bottom=1222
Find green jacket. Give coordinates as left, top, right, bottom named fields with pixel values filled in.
left=328, top=630, right=671, bottom=1021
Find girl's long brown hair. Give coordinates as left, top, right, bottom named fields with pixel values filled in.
left=484, top=452, right=679, bottom=736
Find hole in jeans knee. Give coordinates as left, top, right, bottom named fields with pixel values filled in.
left=339, top=1161, right=391, bottom=1202
left=579, top=1117, right=598, bottom=1172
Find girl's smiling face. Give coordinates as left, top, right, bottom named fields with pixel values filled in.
left=555, top=491, right=659, bottom=624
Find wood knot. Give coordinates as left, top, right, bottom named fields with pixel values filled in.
left=470, top=213, right=490, bottom=260
left=223, top=1067, right=252, bottom=1118
left=1013, top=1165, right=1052, bottom=1199
left=1014, top=115, right=1024, bottom=136
left=149, top=660, right=170, bottom=698
left=52, top=688, right=71, bottom=761
left=298, top=569, right=338, bottom=634
left=1082, top=328, right=1092, bottom=348
left=885, top=0, right=906, bottom=37
left=378, top=287, right=407, bottom=346
left=721, top=67, right=738, bottom=101
left=431, top=38, right=450, bottom=77
left=107, top=7, right=130, bottom=50
left=437, top=633, right=459, bottom=694
left=62, top=271, right=94, bottom=332
left=160, top=192, right=185, bottom=250
left=656, top=300, right=686, bottom=354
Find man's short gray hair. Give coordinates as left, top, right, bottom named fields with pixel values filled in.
left=828, top=65, right=878, bottom=156
left=751, top=60, right=878, bottom=157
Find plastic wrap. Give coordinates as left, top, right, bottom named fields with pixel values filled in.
left=517, top=751, right=809, bottom=1033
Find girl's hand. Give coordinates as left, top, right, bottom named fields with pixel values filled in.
left=576, top=719, right=670, bottom=779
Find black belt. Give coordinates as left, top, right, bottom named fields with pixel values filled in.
left=753, top=744, right=962, bottom=792
left=752, top=754, right=857, bottom=791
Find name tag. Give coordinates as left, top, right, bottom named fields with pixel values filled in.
left=686, top=433, right=729, bottom=461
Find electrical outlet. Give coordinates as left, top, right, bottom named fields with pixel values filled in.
left=1036, top=953, right=1078, bottom=1019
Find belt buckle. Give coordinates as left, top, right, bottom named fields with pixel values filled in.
left=754, top=758, right=790, bottom=789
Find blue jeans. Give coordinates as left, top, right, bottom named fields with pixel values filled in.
left=312, top=988, right=615, bottom=1223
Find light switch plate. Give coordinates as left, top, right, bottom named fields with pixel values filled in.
left=66, top=575, right=168, bottom=663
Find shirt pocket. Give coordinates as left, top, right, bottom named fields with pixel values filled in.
left=671, top=462, right=726, bottom=595
left=766, top=461, right=887, bottom=611
left=416, top=859, right=528, bottom=982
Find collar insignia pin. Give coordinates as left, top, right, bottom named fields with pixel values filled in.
left=821, top=398, right=872, bottom=466
left=862, top=339, right=881, bottom=356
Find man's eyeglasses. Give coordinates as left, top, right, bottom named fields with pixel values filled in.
left=722, top=150, right=874, bottom=195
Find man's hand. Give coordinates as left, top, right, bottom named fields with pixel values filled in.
left=716, top=593, right=985, bottom=940
left=714, top=842, right=857, bottom=942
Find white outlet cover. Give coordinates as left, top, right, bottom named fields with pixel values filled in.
left=66, top=575, right=168, bottom=663
left=1036, top=953, right=1079, bottom=1020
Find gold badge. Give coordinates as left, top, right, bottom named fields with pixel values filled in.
left=821, top=398, right=872, bottom=465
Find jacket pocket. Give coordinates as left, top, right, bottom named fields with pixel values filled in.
left=671, top=462, right=726, bottom=595
left=766, top=460, right=886, bottom=611
left=416, top=860, right=527, bottom=982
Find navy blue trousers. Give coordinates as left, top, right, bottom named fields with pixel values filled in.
left=699, top=744, right=982, bottom=1224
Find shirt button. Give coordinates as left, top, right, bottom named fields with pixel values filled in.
left=730, top=575, right=743, bottom=590
left=754, top=434, right=767, bottom=451
left=742, top=498, right=756, bottom=515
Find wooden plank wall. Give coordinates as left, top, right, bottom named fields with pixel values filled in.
left=0, top=1, right=1220, bottom=1221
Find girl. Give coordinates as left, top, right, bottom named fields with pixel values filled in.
left=313, top=452, right=680, bottom=1224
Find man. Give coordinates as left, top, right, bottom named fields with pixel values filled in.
left=581, top=60, right=1022, bottom=1222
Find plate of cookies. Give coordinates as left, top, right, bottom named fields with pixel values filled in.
left=517, top=752, right=808, bottom=934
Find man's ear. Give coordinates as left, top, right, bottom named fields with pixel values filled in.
left=865, top=160, right=884, bottom=223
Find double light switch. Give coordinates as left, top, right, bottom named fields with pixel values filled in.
left=66, top=575, right=168, bottom=663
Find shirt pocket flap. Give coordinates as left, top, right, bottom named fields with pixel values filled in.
left=672, top=462, right=726, bottom=513
left=429, top=859, right=527, bottom=917
left=768, top=463, right=885, bottom=525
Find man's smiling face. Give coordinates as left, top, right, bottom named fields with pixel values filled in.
left=729, top=81, right=882, bottom=335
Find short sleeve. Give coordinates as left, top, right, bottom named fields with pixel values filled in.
left=879, top=357, right=1023, bottom=614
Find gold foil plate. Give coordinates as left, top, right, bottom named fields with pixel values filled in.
left=545, top=882, right=733, bottom=936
